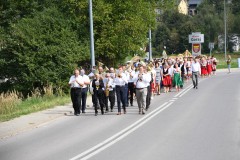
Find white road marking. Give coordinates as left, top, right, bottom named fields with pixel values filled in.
left=69, top=102, right=169, bottom=160
left=70, top=78, right=202, bottom=160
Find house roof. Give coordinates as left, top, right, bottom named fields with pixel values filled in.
left=188, top=0, right=203, bottom=5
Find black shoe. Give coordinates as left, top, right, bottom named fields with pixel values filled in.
left=101, top=111, right=104, bottom=115
left=95, top=113, right=98, bottom=116
left=196, top=86, right=198, bottom=89
left=82, top=111, right=86, bottom=114
left=131, top=103, right=133, bottom=106
left=111, top=109, right=113, bottom=112
left=193, top=86, right=196, bottom=89
left=142, top=111, right=145, bottom=115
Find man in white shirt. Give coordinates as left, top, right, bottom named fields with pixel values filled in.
left=134, top=65, right=151, bottom=114
left=191, top=58, right=201, bottom=89
left=80, top=69, right=90, bottom=113
left=128, top=66, right=136, bottom=106
left=103, top=73, right=115, bottom=112
left=69, top=69, right=84, bottom=116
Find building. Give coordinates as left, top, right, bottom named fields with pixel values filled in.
left=178, top=0, right=188, bottom=15
left=188, top=0, right=203, bottom=16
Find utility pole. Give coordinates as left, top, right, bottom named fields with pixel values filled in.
left=89, top=0, right=95, bottom=67
left=224, top=0, right=227, bottom=60
left=149, top=29, right=152, bottom=61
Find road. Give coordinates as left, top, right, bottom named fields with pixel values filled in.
left=0, top=71, right=240, bottom=160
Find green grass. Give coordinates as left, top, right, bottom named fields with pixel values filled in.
left=211, top=53, right=239, bottom=69
left=0, top=95, right=70, bottom=122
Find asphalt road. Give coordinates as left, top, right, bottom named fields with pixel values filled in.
left=0, top=71, right=240, bottom=160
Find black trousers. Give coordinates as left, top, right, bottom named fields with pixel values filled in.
left=93, top=90, right=105, bottom=114
left=81, top=87, right=88, bottom=112
left=128, top=82, right=134, bottom=106
left=104, top=90, right=115, bottom=111
left=70, top=88, right=82, bottom=114
left=146, top=85, right=151, bottom=109
left=115, top=86, right=126, bottom=113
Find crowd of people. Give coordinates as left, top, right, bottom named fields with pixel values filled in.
left=68, top=53, right=219, bottom=116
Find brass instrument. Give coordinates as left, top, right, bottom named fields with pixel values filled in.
left=105, top=79, right=110, bottom=97
left=95, top=80, right=99, bottom=90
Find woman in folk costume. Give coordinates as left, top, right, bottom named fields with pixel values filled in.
left=206, top=56, right=212, bottom=76
left=200, top=56, right=208, bottom=77
left=162, top=64, right=172, bottom=93
left=211, top=55, right=217, bottom=75
left=172, top=63, right=183, bottom=92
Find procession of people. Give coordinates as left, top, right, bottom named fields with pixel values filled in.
left=68, top=52, right=219, bottom=116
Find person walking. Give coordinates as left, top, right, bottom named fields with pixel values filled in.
left=103, top=73, right=115, bottom=112
left=68, top=69, right=84, bottom=116
left=128, top=65, right=135, bottom=106
left=134, top=65, right=151, bottom=114
left=191, top=58, right=201, bottom=89
left=92, top=73, right=105, bottom=116
left=226, top=54, right=231, bottom=73
left=154, top=62, right=162, bottom=95
left=80, top=69, right=90, bottom=113
left=172, top=63, right=183, bottom=92
left=114, top=67, right=128, bottom=115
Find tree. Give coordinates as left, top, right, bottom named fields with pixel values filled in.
left=0, top=7, right=89, bottom=95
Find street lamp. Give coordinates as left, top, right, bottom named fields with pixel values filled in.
left=89, top=0, right=95, bottom=67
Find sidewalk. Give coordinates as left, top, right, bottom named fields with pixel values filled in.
left=0, top=95, right=93, bottom=139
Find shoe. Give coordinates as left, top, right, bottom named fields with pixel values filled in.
left=124, top=110, right=126, bottom=114
left=193, top=86, right=196, bottom=89
left=101, top=111, right=104, bottom=115
left=196, top=86, right=198, bottom=89
left=105, top=110, right=109, bottom=113
left=142, top=110, right=145, bottom=115
left=111, top=109, right=113, bottom=112
left=131, top=103, right=133, bottom=106
left=82, top=111, right=86, bottom=114
left=117, top=112, right=121, bottom=115
left=95, top=113, right=98, bottom=116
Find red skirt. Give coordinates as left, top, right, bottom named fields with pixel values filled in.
left=163, top=75, right=172, bottom=87
left=151, top=82, right=155, bottom=92
left=207, top=64, right=212, bottom=74
left=201, top=66, right=208, bottom=75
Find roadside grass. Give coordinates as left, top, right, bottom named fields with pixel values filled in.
left=211, top=53, right=239, bottom=69
left=0, top=87, right=70, bottom=122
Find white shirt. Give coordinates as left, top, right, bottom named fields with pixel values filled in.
left=168, top=65, right=174, bottom=76
left=133, top=72, right=151, bottom=88
left=103, top=78, right=114, bottom=91
left=114, top=73, right=128, bottom=86
left=128, top=70, right=136, bottom=83
left=82, top=75, right=90, bottom=88
left=191, top=62, right=201, bottom=74
left=69, top=75, right=84, bottom=88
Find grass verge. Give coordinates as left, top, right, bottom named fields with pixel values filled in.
left=0, top=95, right=70, bottom=122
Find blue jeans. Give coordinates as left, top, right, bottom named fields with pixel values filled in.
left=115, top=86, right=126, bottom=112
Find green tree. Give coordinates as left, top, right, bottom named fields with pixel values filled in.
left=0, top=7, right=89, bottom=95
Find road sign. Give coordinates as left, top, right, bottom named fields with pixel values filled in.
left=189, top=33, right=204, bottom=43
